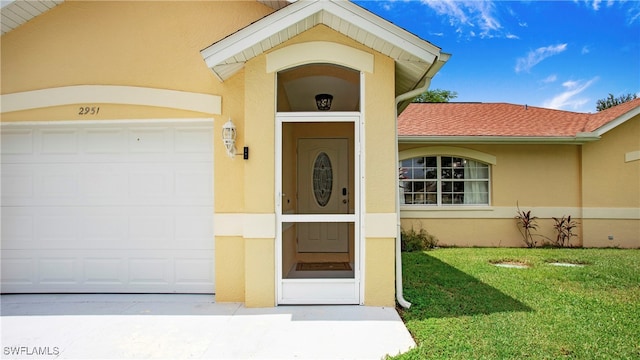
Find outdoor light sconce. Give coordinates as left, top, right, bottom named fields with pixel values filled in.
left=315, top=94, right=333, bottom=111
left=222, top=118, right=249, bottom=160
left=222, top=118, right=237, bottom=158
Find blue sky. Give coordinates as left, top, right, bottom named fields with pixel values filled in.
left=354, top=0, right=640, bottom=113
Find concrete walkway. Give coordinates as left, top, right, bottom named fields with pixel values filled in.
left=1, top=294, right=415, bottom=359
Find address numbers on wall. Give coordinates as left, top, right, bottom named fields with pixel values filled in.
left=78, top=106, right=100, bottom=115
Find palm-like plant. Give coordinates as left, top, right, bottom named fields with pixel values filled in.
left=515, top=203, right=539, bottom=248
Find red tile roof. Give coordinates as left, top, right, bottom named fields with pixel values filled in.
left=398, top=98, right=640, bottom=138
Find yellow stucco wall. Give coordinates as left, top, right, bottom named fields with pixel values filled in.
left=582, top=117, right=639, bottom=208
left=582, top=116, right=640, bottom=248
left=398, top=143, right=584, bottom=247
left=399, top=122, right=639, bottom=249
left=215, top=237, right=245, bottom=302
left=1, top=0, right=271, bottom=121
left=244, top=238, right=275, bottom=307
left=238, top=25, right=399, bottom=306
left=2, top=2, right=406, bottom=305
left=364, top=238, right=396, bottom=307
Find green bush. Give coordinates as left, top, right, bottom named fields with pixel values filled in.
left=401, top=226, right=439, bottom=251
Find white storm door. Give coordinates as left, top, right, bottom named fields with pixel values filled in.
left=297, top=138, right=349, bottom=253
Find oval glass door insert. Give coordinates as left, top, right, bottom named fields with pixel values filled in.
left=313, top=152, right=333, bottom=207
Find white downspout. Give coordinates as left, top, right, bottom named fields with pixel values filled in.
left=393, top=79, right=430, bottom=309
left=393, top=61, right=441, bottom=309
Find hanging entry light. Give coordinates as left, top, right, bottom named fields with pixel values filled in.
left=315, top=94, right=333, bottom=111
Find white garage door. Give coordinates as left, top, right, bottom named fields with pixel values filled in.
left=1, top=120, right=214, bottom=294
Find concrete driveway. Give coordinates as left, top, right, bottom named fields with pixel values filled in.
left=1, top=294, right=415, bottom=359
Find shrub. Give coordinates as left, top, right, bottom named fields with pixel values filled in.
left=401, top=226, right=439, bottom=251
left=515, top=203, right=539, bottom=248
left=552, top=215, right=579, bottom=247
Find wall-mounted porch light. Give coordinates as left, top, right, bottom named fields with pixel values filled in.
left=222, top=118, right=237, bottom=158
left=315, top=94, right=333, bottom=111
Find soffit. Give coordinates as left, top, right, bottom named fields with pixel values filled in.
left=258, top=0, right=292, bottom=11
left=1, top=0, right=62, bottom=35
left=201, top=0, right=448, bottom=97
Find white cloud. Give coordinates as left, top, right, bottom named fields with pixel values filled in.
left=581, top=45, right=591, bottom=54
left=420, top=0, right=502, bottom=38
left=575, top=0, right=640, bottom=24
left=506, top=33, right=519, bottom=40
left=542, top=77, right=598, bottom=110
left=515, top=43, right=568, bottom=73
left=542, top=74, right=558, bottom=84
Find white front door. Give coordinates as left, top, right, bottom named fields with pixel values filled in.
left=297, top=138, right=349, bottom=253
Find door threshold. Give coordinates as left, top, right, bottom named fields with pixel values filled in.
left=285, top=262, right=354, bottom=279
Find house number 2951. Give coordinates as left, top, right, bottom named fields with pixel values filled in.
left=78, top=106, right=100, bottom=115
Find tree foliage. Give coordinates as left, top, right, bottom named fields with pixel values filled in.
left=596, top=93, right=638, bottom=111
left=413, top=88, right=458, bottom=103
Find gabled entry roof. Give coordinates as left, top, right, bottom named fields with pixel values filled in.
left=0, top=0, right=62, bottom=35
left=200, top=0, right=449, bottom=97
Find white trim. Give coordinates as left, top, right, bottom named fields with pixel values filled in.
left=398, top=135, right=601, bottom=144
left=213, top=213, right=278, bottom=237
left=582, top=208, right=640, bottom=220
left=399, top=146, right=497, bottom=165
left=401, top=206, right=581, bottom=219
left=213, top=214, right=244, bottom=236
left=400, top=206, right=640, bottom=220
left=275, top=105, right=283, bottom=306
left=0, top=118, right=213, bottom=127
left=243, top=214, right=276, bottom=238
left=201, top=0, right=440, bottom=79
left=275, top=111, right=362, bottom=305
left=357, top=71, right=365, bottom=305
left=592, top=106, right=640, bottom=136
left=277, top=112, right=359, bottom=122
left=0, top=85, right=221, bottom=115
left=266, top=41, right=374, bottom=74
left=279, top=279, right=359, bottom=305
left=365, top=213, right=397, bottom=238
left=625, top=150, right=640, bottom=162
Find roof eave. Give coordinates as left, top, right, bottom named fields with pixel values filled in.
left=200, top=0, right=443, bottom=83
left=398, top=134, right=601, bottom=145
left=591, top=105, right=640, bottom=136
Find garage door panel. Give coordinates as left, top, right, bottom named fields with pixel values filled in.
left=85, top=128, right=127, bottom=154
left=129, top=127, right=170, bottom=153
left=175, top=127, right=213, bottom=153
left=3, top=206, right=213, bottom=250
left=41, top=128, right=79, bottom=154
left=1, top=120, right=214, bottom=294
left=1, top=128, right=34, bottom=155
left=83, top=258, right=126, bottom=285
left=39, top=258, right=78, bottom=284
left=2, top=249, right=214, bottom=293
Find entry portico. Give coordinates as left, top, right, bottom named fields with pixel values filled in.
left=201, top=0, right=448, bottom=306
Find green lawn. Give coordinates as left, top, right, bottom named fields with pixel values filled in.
left=394, top=248, right=640, bottom=359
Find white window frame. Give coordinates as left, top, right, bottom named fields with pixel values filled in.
left=398, top=153, right=495, bottom=208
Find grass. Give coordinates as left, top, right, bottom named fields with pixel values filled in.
left=394, top=248, right=640, bottom=359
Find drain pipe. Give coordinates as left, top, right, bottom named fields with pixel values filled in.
left=393, top=54, right=449, bottom=309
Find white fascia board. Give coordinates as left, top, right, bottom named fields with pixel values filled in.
left=200, top=0, right=441, bottom=71
left=201, top=1, right=323, bottom=68
left=592, top=105, right=640, bottom=137
left=398, top=135, right=601, bottom=144
left=326, top=1, right=440, bottom=63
